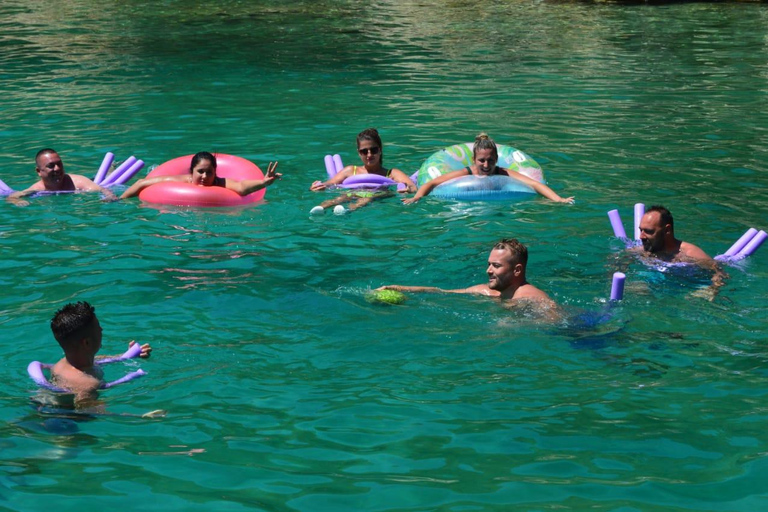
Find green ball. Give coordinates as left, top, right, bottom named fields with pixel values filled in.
left=366, top=289, right=407, bottom=305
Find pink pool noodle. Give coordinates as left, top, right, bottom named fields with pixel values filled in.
left=608, top=209, right=627, bottom=239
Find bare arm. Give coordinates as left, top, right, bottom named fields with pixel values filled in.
left=120, top=175, right=184, bottom=199
left=226, top=162, right=282, bottom=196
left=7, top=186, right=40, bottom=206
left=402, top=169, right=470, bottom=204
left=310, top=165, right=355, bottom=191
left=377, top=284, right=491, bottom=295
left=502, top=169, right=574, bottom=204
left=388, top=168, right=417, bottom=193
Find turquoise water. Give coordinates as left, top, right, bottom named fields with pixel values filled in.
left=2, top=1, right=768, bottom=510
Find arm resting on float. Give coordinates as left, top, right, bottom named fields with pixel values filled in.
left=389, top=168, right=417, bottom=193
left=403, top=169, right=469, bottom=204
left=310, top=165, right=354, bottom=191
left=504, top=169, right=574, bottom=203
left=120, top=176, right=182, bottom=199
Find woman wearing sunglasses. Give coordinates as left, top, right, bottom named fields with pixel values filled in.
left=310, top=128, right=416, bottom=215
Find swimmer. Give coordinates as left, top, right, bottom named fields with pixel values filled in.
left=120, top=151, right=280, bottom=199
left=378, top=238, right=558, bottom=317
left=48, top=301, right=152, bottom=405
left=310, top=128, right=416, bottom=215
left=635, top=205, right=726, bottom=300
left=402, top=133, right=574, bottom=205
left=8, top=149, right=118, bottom=206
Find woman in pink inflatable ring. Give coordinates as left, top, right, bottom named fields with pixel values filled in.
left=120, top=152, right=280, bottom=200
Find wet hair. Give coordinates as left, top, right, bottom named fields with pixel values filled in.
left=473, top=133, right=498, bottom=162
left=646, top=205, right=673, bottom=230
left=493, top=238, right=528, bottom=267
left=50, top=301, right=96, bottom=349
left=35, top=148, right=58, bottom=166
left=190, top=152, right=217, bottom=173
left=357, top=128, right=383, bottom=164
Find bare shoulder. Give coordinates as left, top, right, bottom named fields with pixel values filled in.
left=679, top=241, right=713, bottom=262
left=69, top=174, right=101, bottom=190
left=51, top=361, right=101, bottom=393
left=462, top=284, right=497, bottom=296
left=513, top=283, right=551, bottom=301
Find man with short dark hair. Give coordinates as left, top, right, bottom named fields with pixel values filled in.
left=8, top=149, right=116, bottom=205
left=637, top=205, right=725, bottom=299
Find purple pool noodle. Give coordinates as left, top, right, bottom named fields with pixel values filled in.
left=610, top=272, right=626, bottom=301
left=738, top=230, right=766, bottom=257
left=102, top=369, right=146, bottom=389
left=608, top=209, right=627, bottom=239
left=98, top=342, right=143, bottom=364
left=324, top=155, right=336, bottom=179
left=0, top=179, right=13, bottom=195
left=28, top=342, right=146, bottom=393
left=332, top=154, right=344, bottom=173
left=343, top=174, right=397, bottom=186
left=112, top=159, right=145, bottom=185
left=633, top=203, right=645, bottom=240
left=94, top=152, right=115, bottom=185
left=409, top=171, right=418, bottom=184
left=101, top=156, right=137, bottom=186
left=724, top=228, right=758, bottom=257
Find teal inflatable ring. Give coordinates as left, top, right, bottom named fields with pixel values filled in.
left=416, top=143, right=545, bottom=190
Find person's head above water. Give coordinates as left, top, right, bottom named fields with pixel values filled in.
left=357, top=128, right=384, bottom=166
left=639, top=205, right=675, bottom=253
left=472, top=133, right=499, bottom=175
left=35, top=148, right=66, bottom=186
left=487, top=238, right=529, bottom=291
left=50, top=301, right=102, bottom=355
left=189, top=151, right=218, bottom=186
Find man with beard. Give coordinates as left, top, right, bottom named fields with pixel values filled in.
left=377, top=238, right=552, bottom=303
left=8, top=148, right=116, bottom=206
left=636, top=205, right=725, bottom=299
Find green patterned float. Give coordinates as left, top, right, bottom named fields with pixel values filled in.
left=416, top=143, right=546, bottom=201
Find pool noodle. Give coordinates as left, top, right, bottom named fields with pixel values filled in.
left=97, top=342, right=143, bottom=364
left=94, top=152, right=115, bottom=185
left=324, top=155, right=336, bottom=178
left=0, top=179, right=13, bottom=195
left=332, top=154, right=344, bottom=173
left=724, top=228, right=758, bottom=257
left=112, top=159, right=145, bottom=185
left=610, top=272, right=625, bottom=301
left=102, top=369, right=146, bottom=389
left=634, top=203, right=645, bottom=240
left=738, top=230, right=766, bottom=257
left=607, top=209, right=627, bottom=239
left=101, top=156, right=137, bottom=186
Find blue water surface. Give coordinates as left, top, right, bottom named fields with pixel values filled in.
left=1, top=1, right=768, bottom=511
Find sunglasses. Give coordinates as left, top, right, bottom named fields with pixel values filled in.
left=358, top=147, right=381, bottom=155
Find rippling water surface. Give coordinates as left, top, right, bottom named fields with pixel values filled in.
left=1, top=1, right=768, bottom=510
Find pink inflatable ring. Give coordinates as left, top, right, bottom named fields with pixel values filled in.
left=139, top=154, right=266, bottom=207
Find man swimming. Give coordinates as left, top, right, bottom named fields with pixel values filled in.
left=378, top=238, right=554, bottom=305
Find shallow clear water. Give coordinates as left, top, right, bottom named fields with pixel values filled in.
left=1, top=1, right=768, bottom=510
